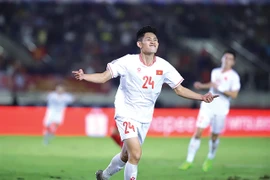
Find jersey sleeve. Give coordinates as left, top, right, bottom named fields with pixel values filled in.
left=210, top=69, right=216, bottom=82
left=164, top=63, right=184, bottom=89
left=65, top=94, right=74, bottom=104
left=231, top=73, right=241, bottom=91
left=106, top=54, right=128, bottom=78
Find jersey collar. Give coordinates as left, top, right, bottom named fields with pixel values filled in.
left=139, top=53, right=156, bottom=67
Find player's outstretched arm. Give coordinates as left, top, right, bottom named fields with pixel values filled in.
left=174, top=84, right=219, bottom=103
left=72, top=69, right=112, bottom=84
left=219, top=90, right=239, bottom=99
left=193, top=81, right=214, bottom=90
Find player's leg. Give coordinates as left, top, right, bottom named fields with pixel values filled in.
left=50, top=122, right=59, bottom=134
left=179, top=109, right=212, bottom=170
left=43, top=122, right=59, bottom=145
left=202, top=115, right=226, bottom=171
left=110, top=124, right=123, bottom=148
left=124, top=123, right=150, bottom=180
left=43, top=124, right=51, bottom=145
left=43, top=111, right=62, bottom=144
left=51, top=114, right=64, bottom=135
left=97, top=143, right=128, bottom=180
left=96, top=119, right=141, bottom=180
left=97, top=137, right=141, bottom=180
left=187, top=127, right=204, bottom=162
left=124, top=137, right=141, bottom=180
left=179, top=127, right=204, bottom=170
left=43, top=117, right=52, bottom=145
left=122, top=121, right=149, bottom=180
left=208, top=132, right=220, bottom=160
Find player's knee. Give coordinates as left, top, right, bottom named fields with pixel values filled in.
left=194, top=129, right=203, bottom=139
left=194, top=134, right=201, bottom=139
left=128, top=148, right=142, bottom=164
left=124, top=137, right=142, bottom=164
left=211, top=133, right=219, bottom=141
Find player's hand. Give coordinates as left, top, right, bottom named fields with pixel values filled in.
left=72, top=69, right=84, bottom=80
left=193, top=81, right=202, bottom=89
left=202, top=92, right=219, bottom=103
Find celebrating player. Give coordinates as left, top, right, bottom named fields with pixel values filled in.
left=72, top=26, right=218, bottom=180
left=179, top=50, right=241, bottom=172
left=43, top=85, right=74, bottom=145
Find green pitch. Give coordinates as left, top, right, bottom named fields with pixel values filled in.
left=0, top=136, right=269, bottom=180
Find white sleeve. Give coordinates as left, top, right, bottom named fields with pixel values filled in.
left=164, top=64, right=184, bottom=89
left=231, top=74, right=241, bottom=91
left=210, top=69, right=216, bottom=82
left=65, top=94, right=74, bottom=103
left=106, top=54, right=128, bottom=78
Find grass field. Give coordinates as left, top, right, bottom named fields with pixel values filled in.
left=0, top=136, right=269, bottom=180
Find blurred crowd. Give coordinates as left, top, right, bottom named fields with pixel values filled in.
left=0, top=3, right=269, bottom=93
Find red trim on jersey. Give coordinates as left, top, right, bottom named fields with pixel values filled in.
left=107, top=64, right=114, bottom=78
left=173, top=78, right=184, bottom=89
left=139, top=53, right=156, bottom=67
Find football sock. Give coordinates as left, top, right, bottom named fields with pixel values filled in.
left=102, top=153, right=126, bottom=179
left=43, top=131, right=53, bottom=145
left=187, top=137, right=201, bottom=163
left=124, top=161, right=137, bottom=180
left=207, top=139, right=220, bottom=160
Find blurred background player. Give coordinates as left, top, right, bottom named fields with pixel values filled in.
left=179, top=50, right=241, bottom=171
left=43, top=85, right=74, bottom=145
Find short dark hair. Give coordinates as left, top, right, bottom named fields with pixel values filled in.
left=223, top=49, right=236, bottom=59
left=136, top=26, right=157, bottom=41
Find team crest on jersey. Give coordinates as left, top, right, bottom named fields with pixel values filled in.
left=156, top=70, right=163, bottom=75
left=137, top=68, right=141, bottom=73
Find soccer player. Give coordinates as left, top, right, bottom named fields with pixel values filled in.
left=72, top=26, right=218, bottom=180
left=43, top=85, right=74, bottom=145
left=179, top=50, right=241, bottom=172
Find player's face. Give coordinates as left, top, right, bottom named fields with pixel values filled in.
left=221, top=53, right=235, bottom=69
left=138, top=33, right=159, bottom=54
left=56, top=86, right=65, bottom=94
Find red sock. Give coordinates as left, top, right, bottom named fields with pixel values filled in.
left=111, top=134, right=123, bottom=148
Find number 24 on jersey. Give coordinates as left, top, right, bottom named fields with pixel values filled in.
left=142, top=76, right=154, bottom=89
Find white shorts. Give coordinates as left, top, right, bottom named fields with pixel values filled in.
left=196, top=108, right=226, bottom=134
left=43, top=111, right=64, bottom=127
left=115, top=117, right=150, bottom=144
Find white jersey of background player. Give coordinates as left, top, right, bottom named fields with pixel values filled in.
left=72, top=26, right=218, bottom=180
left=180, top=50, right=241, bottom=172
left=43, top=85, right=74, bottom=145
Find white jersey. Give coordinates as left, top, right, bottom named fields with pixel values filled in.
left=107, top=54, right=184, bottom=123
left=46, top=92, right=74, bottom=116
left=201, top=67, right=241, bottom=115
